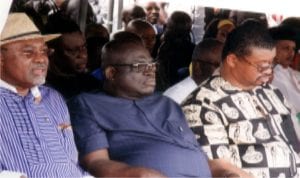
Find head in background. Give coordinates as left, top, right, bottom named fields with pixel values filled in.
left=164, top=11, right=192, bottom=40
left=280, top=17, right=300, bottom=50
left=111, top=31, right=144, bottom=45
left=85, top=23, right=109, bottom=71
left=269, top=25, right=297, bottom=68
left=45, top=13, right=87, bottom=74
left=138, top=0, right=160, bottom=25
left=191, top=38, right=223, bottom=84
left=203, top=18, right=235, bottom=43
left=126, top=19, right=156, bottom=54
left=221, top=19, right=275, bottom=90
left=121, top=5, right=146, bottom=28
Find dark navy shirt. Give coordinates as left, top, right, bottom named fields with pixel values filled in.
left=68, top=92, right=211, bottom=177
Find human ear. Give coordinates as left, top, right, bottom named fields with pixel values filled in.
left=192, top=61, right=202, bottom=76
left=104, top=66, right=117, bottom=81
left=225, top=54, right=239, bottom=68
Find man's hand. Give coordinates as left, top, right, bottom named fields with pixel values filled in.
left=81, top=149, right=167, bottom=177
left=209, top=159, right=254, bottom=178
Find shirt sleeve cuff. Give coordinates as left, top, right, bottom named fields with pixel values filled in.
left=78, top=132, right=109, bottom=157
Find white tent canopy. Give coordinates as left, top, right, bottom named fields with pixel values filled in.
left=0, top=0, right=12, bottom=34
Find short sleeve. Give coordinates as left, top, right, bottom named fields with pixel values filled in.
left=68, top=95, right=109, bottom=157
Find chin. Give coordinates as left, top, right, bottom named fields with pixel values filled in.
left=142, top=87, right=155, bottom=95
left=32, top=77, right=46, bottom=86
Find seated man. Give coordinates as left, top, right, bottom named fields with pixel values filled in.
left=269, top=25, right=300, bottom=141
left=164, top=38, right=223, bottom=104
left=44, top=13, right=101, bottom=100
left=182, top=20, right=300, bottom=178
left=67, top=35, right=251, bottom=177
left=0, top=13, right=89, bottom=177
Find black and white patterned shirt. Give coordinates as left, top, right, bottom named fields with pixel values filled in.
left=182, top=75, right=300, bottom=178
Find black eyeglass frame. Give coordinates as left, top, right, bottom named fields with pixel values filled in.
left=240, top=57, right=275, bottom=73
left=109, top=61, right=159, bottom=73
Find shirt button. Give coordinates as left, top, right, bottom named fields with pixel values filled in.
left=45, top=118, right=50, bottom=122
left=179, top=126, right=183, bottom=132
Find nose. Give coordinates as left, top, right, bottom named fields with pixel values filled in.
left=77, top=46, right=88, bottom=62
left=33, top=50, right=49, bottom=63
left=262, top=67, right=273, bottom=75
left=78, top=49, right=87, bottom=59
left=143, top=63, right=157, bottom=76
left=288, top=49, right=296, bottom=58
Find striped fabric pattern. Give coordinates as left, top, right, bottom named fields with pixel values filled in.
left=0, top=86, right=88, bottom=177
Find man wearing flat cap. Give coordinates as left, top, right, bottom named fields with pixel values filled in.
left=0, top=13, right=89, bottom=177
left=269, top=25, right=300, bottom=142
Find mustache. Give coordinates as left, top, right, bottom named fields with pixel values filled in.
left=255, top=73, right=272, bottom=82
left=32, top=63, right=48, bottom=68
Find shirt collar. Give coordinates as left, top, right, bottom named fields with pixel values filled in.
left=0, top=79, right=42, bottom=100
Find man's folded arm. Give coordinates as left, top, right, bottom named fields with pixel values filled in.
left=80, top=149, right=167, bottom=177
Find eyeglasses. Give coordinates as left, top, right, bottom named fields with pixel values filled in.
left=241, top=58, right=274, bottom=73
left=110, top=61, right=159, bottom=73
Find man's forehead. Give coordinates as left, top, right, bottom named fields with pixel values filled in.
left=247, top=47, right=276, bottom=61
left=62, top=32, right=84, bottom=41
left=117, top=45, right=149, bottom=61
left=2, top=38, right=46, bottom=48
left=145, top=1, right=159, bottom=8
left=276, top=39, right=296, bottom=46
left=61, top=33, right=85, bottom=46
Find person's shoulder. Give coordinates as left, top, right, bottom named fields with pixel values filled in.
left=67, top=91, right=107, bottom=110
left=145, top=92, right=171, bottom=102
left=39, top=85, right=62, bottom=98
left=150, top=92, right=183, bottom=107
left=163, top=79, right=184, bottom=96
left=181, top=76, right=222, bottom=105
left=70, top=90, right=105, bottom=102
left=164, top=77, right=197, bottom=103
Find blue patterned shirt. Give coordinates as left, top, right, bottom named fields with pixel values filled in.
left=0, top=85, right=88, bottom=177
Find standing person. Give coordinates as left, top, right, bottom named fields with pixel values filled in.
left=0, top=13, right=89, bottom=177
left=182, top=20, right=300, bottom=178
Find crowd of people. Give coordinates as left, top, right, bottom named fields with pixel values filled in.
left=1, top=0, right=300, bottom=177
